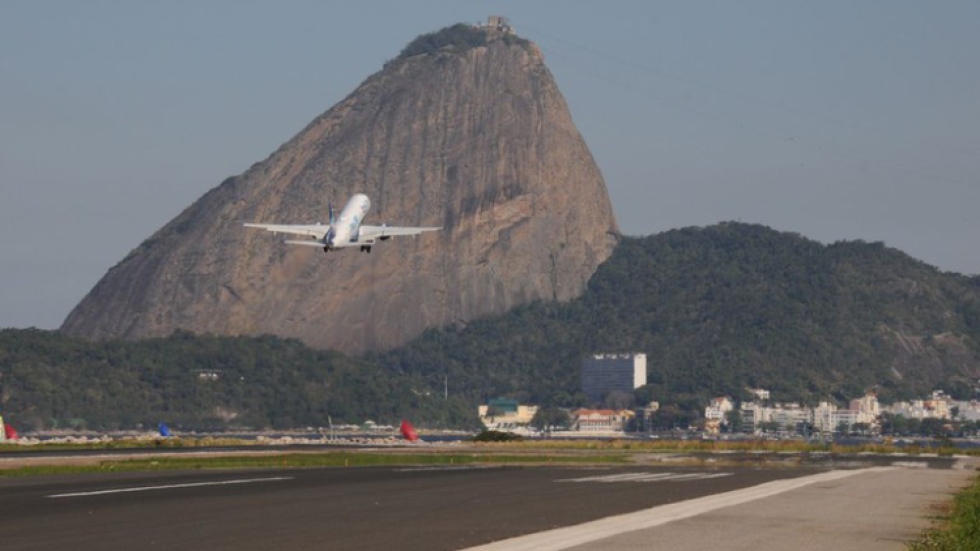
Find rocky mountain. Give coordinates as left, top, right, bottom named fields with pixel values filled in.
left=61, top=23, right=620, bottom=353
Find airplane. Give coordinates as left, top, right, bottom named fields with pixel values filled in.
left=244, top=193, right=441, bottom=253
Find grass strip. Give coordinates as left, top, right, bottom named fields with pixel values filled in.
left=0, top=451, right=628, bottom=477
left=0, top=437, right=258, bottom=453
left=907, top=473, right=980, bottom=550
left=2, top=437, right=976, bottom=457
left=474, top=438, right=978, bottom=456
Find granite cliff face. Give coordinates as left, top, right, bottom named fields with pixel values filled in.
left=61, top=26, right=620, bottom=353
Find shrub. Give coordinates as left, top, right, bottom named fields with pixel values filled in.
left=472, top=430, right=524, bottom=442
left=399, top=24, right=487, bottom=59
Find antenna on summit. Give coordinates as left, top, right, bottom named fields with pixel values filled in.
left=481, top=15, right=513, bottom=35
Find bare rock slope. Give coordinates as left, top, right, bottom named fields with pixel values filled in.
left=61, top=26, right=619, bottom=353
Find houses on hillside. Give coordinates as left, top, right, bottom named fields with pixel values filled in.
left=478, top=387, right=978, bottom=437
left=706, top=390, right=972, bottom=436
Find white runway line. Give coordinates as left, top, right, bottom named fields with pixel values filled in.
left=559, top=472, right=733, bottom=483
left=465, top=467, right=893, bottom=551
left=395, top=466, right=501, bottom=472
left=46, top=476, right=293, bottom=498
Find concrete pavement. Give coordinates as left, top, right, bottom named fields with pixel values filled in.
left=469, top=460, right=978, bottom=551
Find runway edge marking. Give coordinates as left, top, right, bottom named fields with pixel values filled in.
left=46, top=476, right=293, bottom=498
left=464, top=467, right=894, bottom=551
left=558, top=472, right=733, bottom=483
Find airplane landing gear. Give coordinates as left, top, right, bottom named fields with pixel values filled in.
left=360, top=245, right=372, bottom=253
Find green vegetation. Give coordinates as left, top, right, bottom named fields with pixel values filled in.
left=4, top=436, right=974, bottom=479
left=3, top=223, right=980, bottom=430
left=472, top=430, right=524, bottom=442
left=908, top=474, right=980, bottom=550
left=531, top=407, right=572, bottom=432
left=0, top=436, right=257, bottom=453
left=471, top=437, right=980, bottom=457
left=0, top=329, right=479, bottom=430
left=0, top=449, right=627, bottom=478
left=398, top=24, right=488, bottom=59
left=379, top=224, right=980, bottom=418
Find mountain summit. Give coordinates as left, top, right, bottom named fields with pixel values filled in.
left=61, top=21, right=620, bottom=353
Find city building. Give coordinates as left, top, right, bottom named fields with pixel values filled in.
left=705, top=397, right=734, bottom=422
left=722, top=387, right=975, bottom=436
left=888, top=391, right=953, bottom=420
left=739, top=401, right=807, bottom=434
left=747, top=388, right=771, bottom=401
left=769, top=403, right=808, bottom=432
left=478, top=398, right=538, bottom=431
left=812, top=402, right=837, bottom=433
left=954, top=400, right=980, bottom=421
left=704, top=397, right=734, bottom=433
left=581, top=353, right=647, bottom=404
left=739, top=401, right=769, bottom=433
left=849, top=391, right=881, bottom=418
left=635, top=401, right=660, bottom=433
left=571, top=409, right=635, bottom=433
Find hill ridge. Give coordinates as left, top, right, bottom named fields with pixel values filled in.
left=5, top=222, right=980, bottom=429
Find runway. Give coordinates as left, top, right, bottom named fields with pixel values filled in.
left=0, top=459, right=976, bottom=551
left=0, top=464, right=809, bottom=550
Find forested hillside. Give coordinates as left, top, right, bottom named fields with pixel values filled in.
left=4, top=223, right=979, bottom=430
left=378, top=223, right=980, bottom=413
left=0, top=329, right=474, bottom=431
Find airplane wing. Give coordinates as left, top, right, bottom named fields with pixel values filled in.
left=359, top=225, right=442, bottom=240
left=243, top=223, right=329, bottom=240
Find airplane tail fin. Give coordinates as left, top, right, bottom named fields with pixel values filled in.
left=400, top=419, right=420, bottom=442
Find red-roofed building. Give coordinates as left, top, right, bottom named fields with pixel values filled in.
left=571, top=409, right=634, bottom=433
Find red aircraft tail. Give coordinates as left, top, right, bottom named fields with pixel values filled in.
left=3, top=423, right=17, bottom=440
left=400, top=419, right=419, bottom=442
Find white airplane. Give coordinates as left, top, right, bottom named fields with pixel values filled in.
left=244, top=193, right=441, bottom=253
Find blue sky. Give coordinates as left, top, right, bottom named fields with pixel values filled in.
left=2, top=1, right=978, bottom=329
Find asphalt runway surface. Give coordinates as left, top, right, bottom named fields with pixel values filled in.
left=0, top=464, right=819, bottom=551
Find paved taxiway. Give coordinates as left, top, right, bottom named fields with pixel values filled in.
left=471, top=464, right=976, bottom=551
left=0, top=460, right=973, bottom=550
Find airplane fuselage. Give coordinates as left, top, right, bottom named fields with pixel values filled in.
left=328, top=193, right=371, bottom=249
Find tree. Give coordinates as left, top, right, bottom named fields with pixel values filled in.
left=851, top=422, right=871, bottom=436
left=531, top=407, right=571, bottom=432
left=398, top=24, right=487, bottom=59
left=603, top=391, right=634, bottom=410
left=760, top=421, right=781, bottom=434
left=724, top=409, right=743, bottom=433
left=919, top=418, right=947, bottom=438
